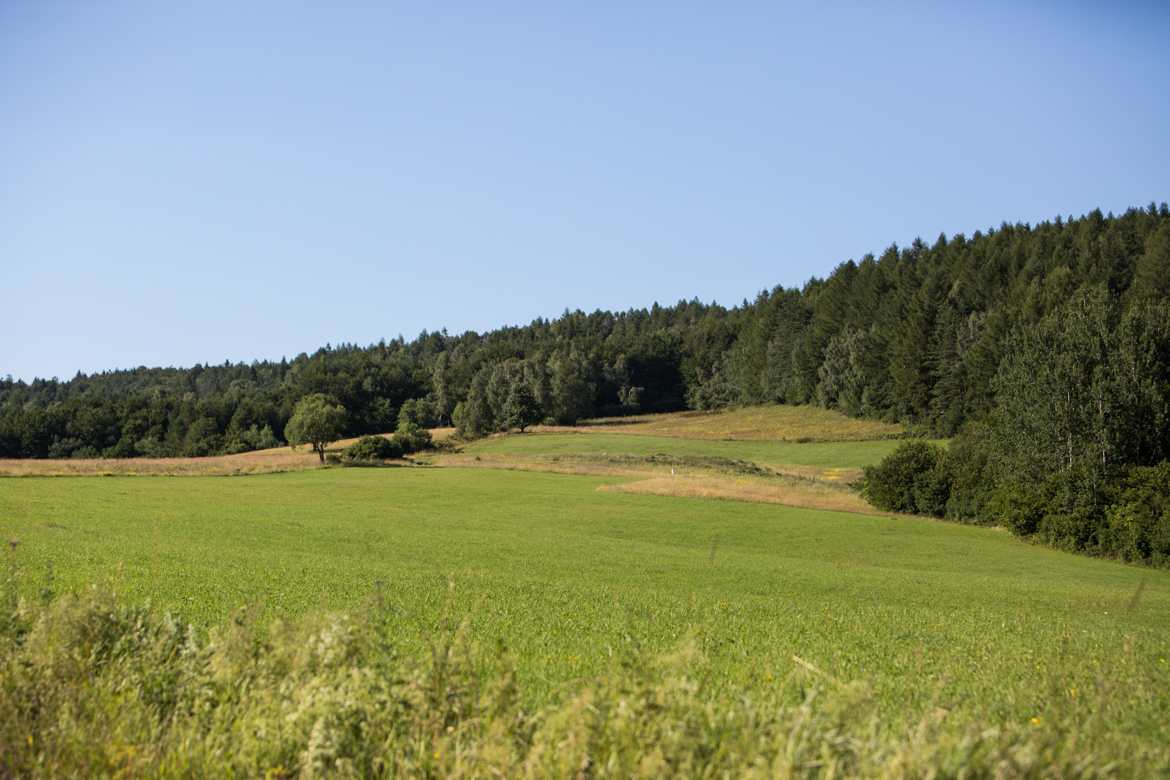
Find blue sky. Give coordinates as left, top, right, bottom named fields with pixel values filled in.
left=2, top=1, right=1167, bottom=383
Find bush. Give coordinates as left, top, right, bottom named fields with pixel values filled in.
left=1101, top=461, right=1170, bottom=565
left=912, top=456, right=953, bottom=516
left=1037, top=508, right=1099, bottom=552
left=392, top=426, right=432, bottom=455
left=984, top=483, right=1047, bottom=536
left=343, top=435, right=403, bottom=461
left=860, top=440, right=947, bottom=514
left=942, top=424, right=992, bottom=522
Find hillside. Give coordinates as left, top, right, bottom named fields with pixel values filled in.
left=2, top=203, right=1167, bottom=463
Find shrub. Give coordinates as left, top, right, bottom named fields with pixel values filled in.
left=392, top=426, right=432, bottom=455
left=860, top=440, right=946, bottom=514
left=912, top=455, right=953, bottom=516
left=1101, top=461, right=1170, bottom=565
left=984, top=483, right=1047, bottom=536
left=343, top=435, right=403, bottom=461
left=942, top=425, right=992, bottom=522
left=1037, top=507, right=1100, bottom=552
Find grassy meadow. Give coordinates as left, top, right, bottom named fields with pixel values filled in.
left=1, top=406, right=1168, bottom=776
left=573, top=404, right=906, bottom=442
left=459, top=431, right=905, bottom=472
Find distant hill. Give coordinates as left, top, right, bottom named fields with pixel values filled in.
left=2, top=202, right=1167, bottom=460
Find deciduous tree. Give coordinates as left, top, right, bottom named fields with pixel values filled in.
left=285, top=394, right=347, bottom=463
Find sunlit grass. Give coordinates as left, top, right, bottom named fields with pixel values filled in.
left=461, top=431, right=904, bottom=472
left=2, top=467, right=1167, bottom=759
left=568, top=403, right=905, bottom=441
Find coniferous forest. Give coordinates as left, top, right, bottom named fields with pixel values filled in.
left=3, top=203, right=1169, bottom=563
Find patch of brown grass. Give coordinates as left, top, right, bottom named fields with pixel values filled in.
left=530, top=404, right=903, bottom=442
left=426, top=451, right=887, bottom=515
left=595, top=474, right=881, bottom=515
left=422, top=452, right=638, bottom=478
left=0, top=428, right=456, bottom=478
left=0, top=450, right=317, bottom=477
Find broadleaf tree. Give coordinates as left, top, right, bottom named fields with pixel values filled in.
left=285, top=394, right=347, bottom=463
left=502, top=382, right=542, bottom=432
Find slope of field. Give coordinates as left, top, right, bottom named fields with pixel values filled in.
left=460, top=432, right=902, bottom=472
left=541, top=403, right=906, bottom=442
left=427, top=406, right=910, bottom=514
left=3, top=468, right=1167, bottom=760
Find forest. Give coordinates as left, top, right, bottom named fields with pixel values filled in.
left=3, top=203, right=1168, bottom=454
left=3, top=202, right=1169, bottom=561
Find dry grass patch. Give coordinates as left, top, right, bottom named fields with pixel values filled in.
left=533, top=404, right=904, bottom=442
left=427, top=450, right=882, bottom=514
left=423, top=452, right=640, bottom=479
left=595, top=474, right=882, bottom=515
left=0, top=444, right=341, bottom=477
left=0, top=428, right=455, bottom=477
left=0, top=448, right=320, bottom=477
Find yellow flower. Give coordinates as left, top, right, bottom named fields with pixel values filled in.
left=1031, top=718, right=1039, bottom=724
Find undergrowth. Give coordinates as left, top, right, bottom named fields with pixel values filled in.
left=0, top=589, right=1155, bottom=779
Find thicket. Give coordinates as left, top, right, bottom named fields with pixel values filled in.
left=0, top=589, right=1154, bottom=778
left=860, top=286, right=1170, bottom=566
left=2, top=202, right=1168, bottom=459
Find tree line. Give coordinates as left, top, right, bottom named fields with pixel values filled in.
left=3, top=203, right=1168, bottom=477
left=859, top=282, right=1170, bottom=566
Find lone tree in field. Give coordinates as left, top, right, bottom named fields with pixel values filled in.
left=285, top=394, right=347, bottom=463
left=502, top=383, right=542, bottom=432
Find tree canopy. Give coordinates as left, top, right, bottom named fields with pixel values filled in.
left=502, top=383, right=542, bottom=432
left=284, top=395, right=347, bottom=463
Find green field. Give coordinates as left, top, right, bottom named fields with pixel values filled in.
left=4, top=469, right=1168, bottom=727
left=3, top=414, right=1169, bottom=775
left=463, top=432, right=906, bottom=471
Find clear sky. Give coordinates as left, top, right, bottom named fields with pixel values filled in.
left=2, top=1, right=1167, bottom=383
